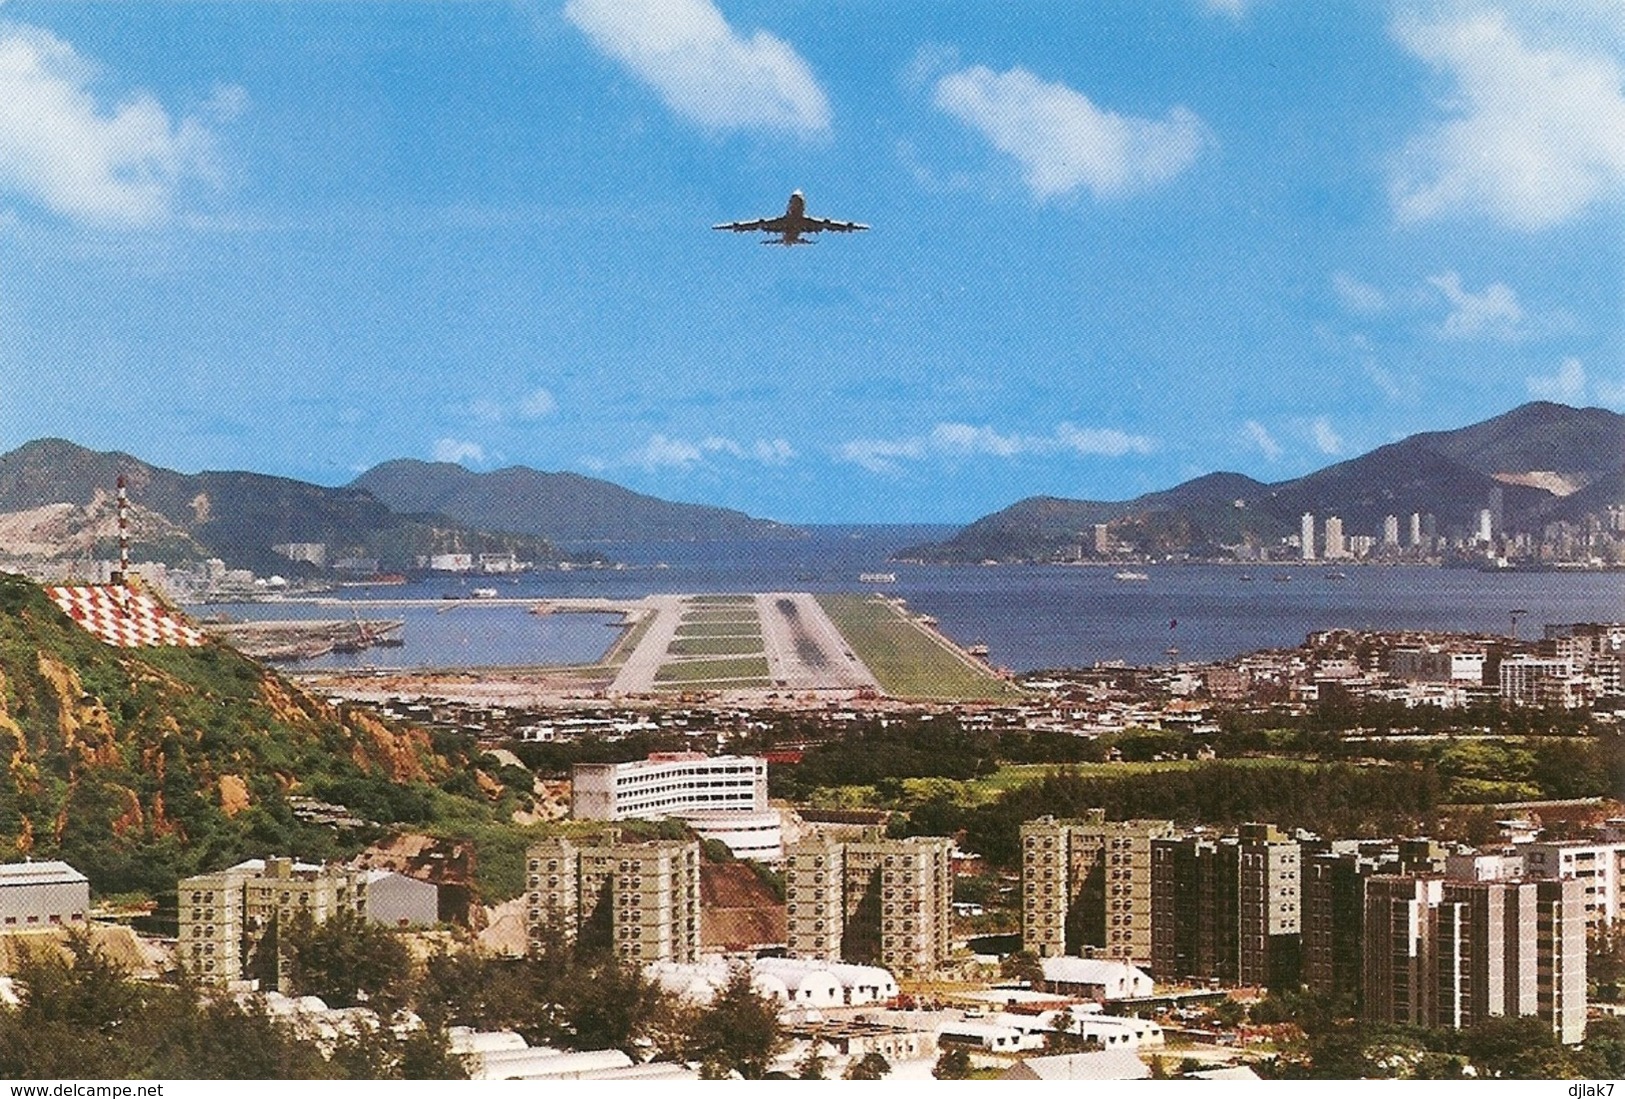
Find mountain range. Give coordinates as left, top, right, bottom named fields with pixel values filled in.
left=0, top=402, right=1617, bottom=572
left=897, top=402, right=1624, bottom=563
left=0, top=440, right=785, bottom=574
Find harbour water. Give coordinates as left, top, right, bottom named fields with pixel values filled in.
left=196, top=525, right=1623, bottom=672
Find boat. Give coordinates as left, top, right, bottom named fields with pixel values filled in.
left=1324, top=570, right=1347, bottom=580
left=1113, top=570, right=1150, bottom=581
left=967, top=643, right=990, bottom=658
left=1239, top=574, right=1254, bottom=582
left=1272, top=573, right=1293, bottom=582
left=471, top=587, right=498, bottom=599
left=859, top=572, right=897, bottom=584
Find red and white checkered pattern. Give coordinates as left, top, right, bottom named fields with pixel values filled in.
left=46, top=585, right=206, bottom=648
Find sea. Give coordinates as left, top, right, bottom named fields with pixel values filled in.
left=196, top=525, right=1624, bottom=674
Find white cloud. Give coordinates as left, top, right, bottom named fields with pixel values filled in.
left=1243, top=420, right=1284, bottom=461
left=932, top=64, right=1207, bottom=199
left=931, top=421, right=1024, bottom=457
left=838, top=421, right=1154, bottom=473
left=1054, top=423, right=1156, bottom=456
left=626, top=433, right=704, bottom=470
left=517, top=388, right=557, bottom=419
left=1332, top=271, right=1386, bottom=314
left=1391, top=11, right=1625, bottom=229
left=1526, top=356, right=1587, bottom=403
left=751, top=438, right=795, bottom=465
left=564, top=0, right=829, bottom=136
left=1310, top=417, right=1343, bottom=455
left=1427, top=270, right=1525, bottom=340
left=836, top=437, right=926, bottom=475
left=433, top=438, right=486, bottom=465
left=0, top=24, right=223, bottom=225
left=606, top=432, right=798, bottom=472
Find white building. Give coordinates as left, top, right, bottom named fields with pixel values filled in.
left=1522, top=840, right=1625, bottom=930
left=572, top=753, right=767, bottom=819
left=1323, top=516, right=1347, bottom=559
left=572, top=753, right=781, bottom=860
left=1500, top=655, right=1584, bottom=707
left=1300, top=513, right=1316, bottom=560
left=0, top=860, right=89, bottom=930
left=679, top=808, right=784, bottom=862
left=644, top=956, right=897, bottom=1009
left=1038, top=957, right=1154, bottom=1001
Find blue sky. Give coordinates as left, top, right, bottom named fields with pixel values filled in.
left=0, top=1, right=1620, bottom=523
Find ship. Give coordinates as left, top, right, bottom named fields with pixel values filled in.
left=1113, top=570, right=1150, bottom=581
left=859, top=572, right=898, bottom=584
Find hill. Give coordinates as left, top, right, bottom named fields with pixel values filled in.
left=0, top=439, right=568, bottom=574
left=349, top=459, right=796, bottom=542
left=901, top=402, right=1625, bottom=562
left=0, top=573, right=507, bottom=896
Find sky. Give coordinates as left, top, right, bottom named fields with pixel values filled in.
left=0, top=1, right=1620, bottom=523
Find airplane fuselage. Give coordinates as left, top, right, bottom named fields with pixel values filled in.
left=777, top=190, right=809, bottom=245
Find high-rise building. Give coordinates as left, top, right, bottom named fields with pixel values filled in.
left=1520, top=839, right=1625, bottom=931
left=1150, top=824, right=1300, bottom=988
left=784, top=830, right=953, bottom=978
left=1303, top=844, right=1373, bottom=1003
left=524, top=832, right=701, bottom=965
left=1409, top=512, right=1423, bottom=547
left=1323, top=516, right=1347, bottom=559
left=1237, top=824, right=1302, bottom=987
left=1362, top=874, right=1585, bottom=1043
left=1300, top=513, right=1316, bottom=560
left=1023, top=813, right=1176, bottom=967
left=178, top=857, right=368, bottom=987
left=1383, top=515, right=1400, bottom=547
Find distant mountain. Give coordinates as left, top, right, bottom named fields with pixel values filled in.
left=349, top=459, right=796, bottom=542
left=900, top=402, right=1625, bottom=563
left=0, top=439, right=567, bottom=574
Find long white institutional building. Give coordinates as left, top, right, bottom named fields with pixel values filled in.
left=572, top=753, right=782, bottom=861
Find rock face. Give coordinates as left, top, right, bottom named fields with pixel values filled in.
left=0, top=574, right=459, bottom=895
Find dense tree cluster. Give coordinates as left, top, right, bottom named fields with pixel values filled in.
left=1258, top=1005, right=1625, bottom=1080
left=0, top=933, right=462, bottom=1079
left=0, top=920, right=791, bottom=1080
left=890, top=763, right=1444, bottom=868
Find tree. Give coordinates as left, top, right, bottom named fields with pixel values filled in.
left=844, top=1052, right=891, bottom=1079
left=1000, top=950, right=1045, bottom=987
left=933, top=1047, right=973, bottom=1079
left=684, top=965, right=784, bottom=1079
left=794, top=1040, right=828, bottom=1079
left=282, top=906, right=412, bottom=1014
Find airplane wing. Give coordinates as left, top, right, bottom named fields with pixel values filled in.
left=803, top=216, right=869, bottom=233
left=712, top=216, right=789, bottom=233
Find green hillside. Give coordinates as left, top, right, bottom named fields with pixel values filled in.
left=0, top=574, right=506, bottom=896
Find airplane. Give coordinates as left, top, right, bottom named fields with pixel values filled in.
left=712, top=190, right=868, bottom=246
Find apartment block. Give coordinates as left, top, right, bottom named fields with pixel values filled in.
left=1303, top=845, right=1369, bottom=1002
left=784, top=830, right=952, bottom=979
left=1362, top=875, right=1585, bottom=1043
left=523, top=832, right=700, bottom=965
left=177, top=857, right=368, bottom=986
left=1521, top=839, right=1625, bottom=931
left=1149, top=823, right=1299, bottom=988
left=1023, top=812, right=1175, bottom=967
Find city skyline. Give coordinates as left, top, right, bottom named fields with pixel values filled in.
left=0, top=2, right=1619, bottom=522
